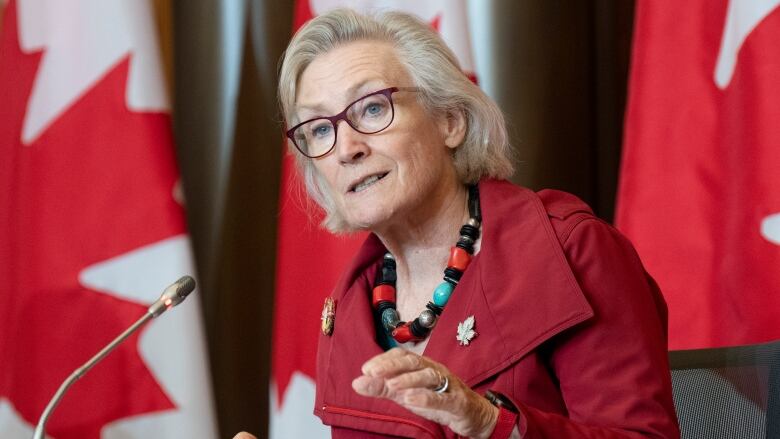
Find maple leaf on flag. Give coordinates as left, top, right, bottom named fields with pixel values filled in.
left=0, top=1, right=214, bottom=438
left=616, top=0, right=780, bottom=349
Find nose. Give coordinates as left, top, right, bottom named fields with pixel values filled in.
left=334, top=121, right=369, bottom=164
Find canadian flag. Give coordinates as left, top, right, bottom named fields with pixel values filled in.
left=0, top=1, right=217, bottom=438
left=616, top=0, right=780, bottom=349
left=270, top=1, right=478, bottom=438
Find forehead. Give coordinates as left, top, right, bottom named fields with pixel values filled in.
left=295, top=41, right=410, bottom=115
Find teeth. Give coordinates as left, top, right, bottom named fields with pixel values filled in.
left=353, top=175, right=382, bottom=193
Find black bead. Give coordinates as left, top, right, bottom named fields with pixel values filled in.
left=426, top=302, right=444, bottom=316
left=459, top=224, right=480, bottom=241
left=455, top=239, right=475, bottom=253
left=381, top=266, right=397, bottom=284
left=468, top=184, right=482, bottom=222
left=375, top=257, right=397, bottom=286
left=375, top=300, right=396, bottom=314
left=444, top=267, right=462, bottom=282
left=410, top=318, right=431, bottom=338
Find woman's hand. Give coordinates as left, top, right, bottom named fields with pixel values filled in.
left=352, top=348, right=499, bottom=439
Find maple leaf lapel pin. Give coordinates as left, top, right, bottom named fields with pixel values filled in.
left=456, top=315, right=477, bottom=346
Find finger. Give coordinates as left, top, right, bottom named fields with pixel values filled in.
left=360, top=347, right=410, bottom=376
left=352, top=374, right=390, bottom=398
left=386, top=367, right=441, bottom=392
left=362, top=350, right=426, bottom=377
left=401, top=388, right=499, bottom=439
left=232, top=432, right=258, bottom=439
left=401, top=387, right=458, bottom=411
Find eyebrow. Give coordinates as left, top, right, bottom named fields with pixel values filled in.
left=294, top=79, right=386, bottom=118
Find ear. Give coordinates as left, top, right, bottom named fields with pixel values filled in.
left=438, top=109, right=467, bottom=150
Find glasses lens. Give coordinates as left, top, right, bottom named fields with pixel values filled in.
left=294, top=118, right=335, bottom=157
left=348, top=92, right=393, bottom=134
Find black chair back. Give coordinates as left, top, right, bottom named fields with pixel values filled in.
left=669, top=339, right=780, bottom=438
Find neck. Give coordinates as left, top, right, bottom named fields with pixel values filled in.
left=375, top=183, right=470, bottom=300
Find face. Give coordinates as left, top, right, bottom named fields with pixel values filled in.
left=294, top=41, right=465, bottom=233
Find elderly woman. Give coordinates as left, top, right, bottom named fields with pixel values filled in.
left=267, top=8, right=679, bottom=439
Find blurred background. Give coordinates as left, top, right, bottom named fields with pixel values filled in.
left=0, top=0, right=637, bottom=437
left=4, top=0, right=778, bottom=438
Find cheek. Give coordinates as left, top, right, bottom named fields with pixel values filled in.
left=396, top=138, right=451, bottom=185
left=312, top=160, right=340, bottom=191
left=310, top=162, right=349, bottom=213
left=402, top=159, right=439, bottom=188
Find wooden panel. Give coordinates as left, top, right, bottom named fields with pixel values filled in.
left=489, top=0, right=634, bottom=221
left=153, top=0, right=174, bottom=101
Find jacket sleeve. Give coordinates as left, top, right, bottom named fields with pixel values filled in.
left=515, top=217, right=680, bottom=439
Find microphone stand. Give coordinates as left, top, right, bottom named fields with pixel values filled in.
left=32, top=312, right=154, bottom=439
left=32, top=276, right=194, bottom=439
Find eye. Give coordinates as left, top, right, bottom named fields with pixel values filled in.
left=363, top=101, right=388, bottom=118
left=309, top=122, right=332, bottom=138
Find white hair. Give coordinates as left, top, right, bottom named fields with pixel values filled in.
left=279, top=8, right=514, bottom=232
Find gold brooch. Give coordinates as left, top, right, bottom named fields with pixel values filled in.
left=321, top=297, right=336, bottom=336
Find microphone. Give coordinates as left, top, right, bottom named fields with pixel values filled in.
left=32, top=276, right=197, bottom=439
left=148, top=275, right=196, bottom=317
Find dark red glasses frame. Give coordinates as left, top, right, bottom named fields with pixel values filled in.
left=286, top=86, right=418, bottom=159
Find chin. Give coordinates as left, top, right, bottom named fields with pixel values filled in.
left=342, top=208, right=394, bottom=233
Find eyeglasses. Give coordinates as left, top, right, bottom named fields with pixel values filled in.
left=286, top=86, right=418, bottom=159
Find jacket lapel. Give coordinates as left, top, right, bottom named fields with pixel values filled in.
left=315, top=235, right=445, bottom=437
left=423, top=180, right=594, bottom=387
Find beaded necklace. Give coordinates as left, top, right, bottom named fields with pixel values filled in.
left=371, top=185, right=481, bottom=344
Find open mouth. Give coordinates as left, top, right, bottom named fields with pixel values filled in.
left=349, top=172, right=389, bottom=193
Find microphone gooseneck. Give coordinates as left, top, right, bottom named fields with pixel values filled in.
left=32, top=275, right=197, bottom=439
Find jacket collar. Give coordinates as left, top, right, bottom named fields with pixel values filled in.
left=422, top=180, right=594, bottom=385
left=315, top=179, right=594, bottom=436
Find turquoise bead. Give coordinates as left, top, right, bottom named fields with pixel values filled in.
left=433, top=282, right=454, bottom=306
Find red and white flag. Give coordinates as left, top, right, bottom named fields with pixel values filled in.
left=270, top=1, right=477, bottom=437
left=616, top=1, right=780, bottom=350
left=0, top=1, right=217, bottom=438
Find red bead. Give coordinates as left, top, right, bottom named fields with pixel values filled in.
left=391, top=322, right=422, bottom=343
left=372, top=284, right=396, bottom=308
left=447, top=246, right=472, bottom=271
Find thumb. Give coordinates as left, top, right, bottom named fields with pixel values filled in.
left=233, top=432, right=258, bottom=439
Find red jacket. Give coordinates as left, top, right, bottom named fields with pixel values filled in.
left=313, top=179, right=680, bottom=438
